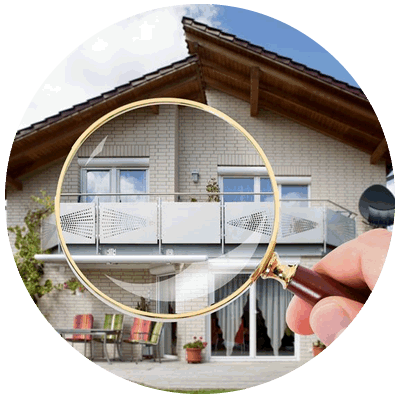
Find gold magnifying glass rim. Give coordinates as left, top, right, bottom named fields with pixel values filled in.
left=55, top=98, right=280, bottom=321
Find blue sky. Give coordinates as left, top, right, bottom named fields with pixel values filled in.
left=19, top=5, right=358, bottom=129
left=213, top=7, right=357, bottom=87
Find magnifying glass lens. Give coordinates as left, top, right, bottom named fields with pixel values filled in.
left=56, top=100, right=279, bottom=320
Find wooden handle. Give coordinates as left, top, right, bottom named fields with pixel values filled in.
left=286, top=265, right=370, bottom=306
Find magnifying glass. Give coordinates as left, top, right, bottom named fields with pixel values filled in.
left=54, top=98, right=369, bottom=321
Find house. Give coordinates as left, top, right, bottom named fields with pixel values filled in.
left=6, top=18, right=389, bottom=367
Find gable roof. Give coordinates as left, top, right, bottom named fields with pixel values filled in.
left=7, top=55, right=205, bottom=189
left=6, top=18, right=389, bottom=191
left=182, top=17, right=388, bottom=165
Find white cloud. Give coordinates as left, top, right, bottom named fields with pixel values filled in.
left=19, top=5, right=222, bottom=129
left=42, top=83, right=62, bottom=94
left=91, top=38, right=109, bottom=52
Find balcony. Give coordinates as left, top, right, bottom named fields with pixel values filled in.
left=40, top=193, right=357, bottom=255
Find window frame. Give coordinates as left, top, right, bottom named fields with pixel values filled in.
left=79, top=157, right=149, bottom=202
left=217, top=167, right=311, bottom=205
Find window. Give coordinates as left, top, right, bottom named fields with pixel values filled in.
left=281, top=185, right=308, bottom=207
left=79, top=158, right=149, bottom=202
left=218, top=167, right=310, bottom=206
left=223, top=178, right=254, bottom=202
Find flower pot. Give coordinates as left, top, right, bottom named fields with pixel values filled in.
left=312, top=346, right=325, bottom=356
left=186, top=348, right=202, bottom=363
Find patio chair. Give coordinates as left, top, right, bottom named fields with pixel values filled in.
left=144, top=321, right=164, bottom=363
left=124, top=319, right=164, bottom=363
left=65, top=314, right=94, bottom=358
left=94, top=314, right=124, bottom=360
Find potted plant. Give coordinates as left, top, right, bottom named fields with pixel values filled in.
left=206, top=178, right=220, bottom=202
left=183, top=336, right=208, bottom=363
left=312, top=340, right=326, bottom=356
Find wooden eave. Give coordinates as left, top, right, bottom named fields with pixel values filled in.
left=7, top=56, right=206, bottom=189
left=183, top=18, right=390, bottom=168
left=6, top=19, right=391, bottom=193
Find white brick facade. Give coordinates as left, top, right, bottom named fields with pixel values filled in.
left=7, top=89, right=387, bottom=366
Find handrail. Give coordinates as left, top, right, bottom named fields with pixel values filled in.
left=59, top=192, right=357, bottom=217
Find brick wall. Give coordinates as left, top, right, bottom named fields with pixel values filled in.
left=7, top=90, right=387, bottom=364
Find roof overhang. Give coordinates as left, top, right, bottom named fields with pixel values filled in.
left=182, top=17, right=390, bottom=168
left=7, top=18, right=390, bottom=192
left=7, top=56, right=206, bottom=189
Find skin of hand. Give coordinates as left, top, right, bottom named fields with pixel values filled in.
left=286, top=228, right=392, bottom=346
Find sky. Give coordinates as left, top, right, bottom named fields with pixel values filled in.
left=18, top=4, right=359, bottom=131
left=2, top=2, right=399, bottom=399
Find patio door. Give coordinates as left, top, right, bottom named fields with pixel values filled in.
left=157, top=274, right=177, bottom=357
left=210, top=273, right=295, bottom=359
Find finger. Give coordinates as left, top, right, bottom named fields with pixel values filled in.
left=286, top=229, right=391, bottom=336
left=286, top=296, right=314, bottom=335
left=309, top=296, right=364, bottom=346
left=313, top=229, right=391, bottom=290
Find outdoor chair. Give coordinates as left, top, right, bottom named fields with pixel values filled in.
left=124, top=318, right=164, bottom=363
left=65, top=314, right=94, bottom=358
left=94, top=314, right=124, bottom=361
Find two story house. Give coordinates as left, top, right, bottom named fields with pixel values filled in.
left=6, top=18, right=389, bottom=368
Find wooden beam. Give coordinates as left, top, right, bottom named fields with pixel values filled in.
left=143, top=75, right=198, bottom=98
left=201, top=58, right=382, bottom=139
left=205, top=76, right=381, bottom=147
left=10, top=125, right=87, bottom=163
left=250, top=67, right=260, bottom=117
left=11, top=147, right=68, bottom=179
left=185, top=35, right=377, bottom=123
left=194, top=60, right=207, bottom=104
left=370, top=138, right=388, bottom=164
left=6, top=175, right=22, bottom=191
left=204, top=77, right=376, bottom=155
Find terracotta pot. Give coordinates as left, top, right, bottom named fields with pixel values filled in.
left=312, top=346, right=325, bottom=356
left=186, top=348, right=202, bottom=363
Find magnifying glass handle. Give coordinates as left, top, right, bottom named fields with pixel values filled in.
left=286, top=265, right=370, bottom=306
left=261, top=254, right=370, bottom=306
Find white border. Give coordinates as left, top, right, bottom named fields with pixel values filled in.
left=2, top=2, right=398, bottom=400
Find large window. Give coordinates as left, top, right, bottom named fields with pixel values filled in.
left=211, top=273, right=296, bottom=359
left=79, top=158, right=149, bottom=202
left=220, top=173, right=309, bottom=206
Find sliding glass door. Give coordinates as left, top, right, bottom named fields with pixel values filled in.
left=210, top=273, right=295, bottom=359
left=211, top=274, right=250, bottom=357
left=255, top=278, right=295, bottom=356
left=157, top=274, right=177, bottom=357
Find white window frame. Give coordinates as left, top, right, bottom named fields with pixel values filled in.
left=78, top=157, right=149, bottom=202
left=217, top=167, right=311, bottom=205
left=209, top=269, right=300, bottom=361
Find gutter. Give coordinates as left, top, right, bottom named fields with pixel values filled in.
left=34, top=254, right=209, bottom=264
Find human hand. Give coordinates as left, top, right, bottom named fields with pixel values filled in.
left=286, top=229, right=391, bottom=346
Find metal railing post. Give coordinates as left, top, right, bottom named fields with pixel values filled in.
left=221, top=195, right=225, bottom=255
left=96, top=196, right=100, bottom=255
left=158, top=197, right=162, bottom=255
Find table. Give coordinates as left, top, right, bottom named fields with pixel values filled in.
left=56, top=328, right=122, bottom=364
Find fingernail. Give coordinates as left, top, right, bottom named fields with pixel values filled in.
left=310, top=303, right=352, bottom=346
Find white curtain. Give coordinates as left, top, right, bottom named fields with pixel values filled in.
left=215, top=274, right=248, bottom=356
left=256, top=279, right=293, bottom=356
left=157, top=274, right=175, bottom=356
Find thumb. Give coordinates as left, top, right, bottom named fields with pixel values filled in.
left=310, top=296, right=364, bottom=346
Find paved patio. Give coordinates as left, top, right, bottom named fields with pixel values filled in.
left=96, top=359, right=307, bottom=391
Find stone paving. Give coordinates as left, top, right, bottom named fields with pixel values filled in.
left=96, top=359, right=307, bottom=391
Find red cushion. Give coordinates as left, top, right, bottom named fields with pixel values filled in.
left=72, top=314, right=93, bottom=340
